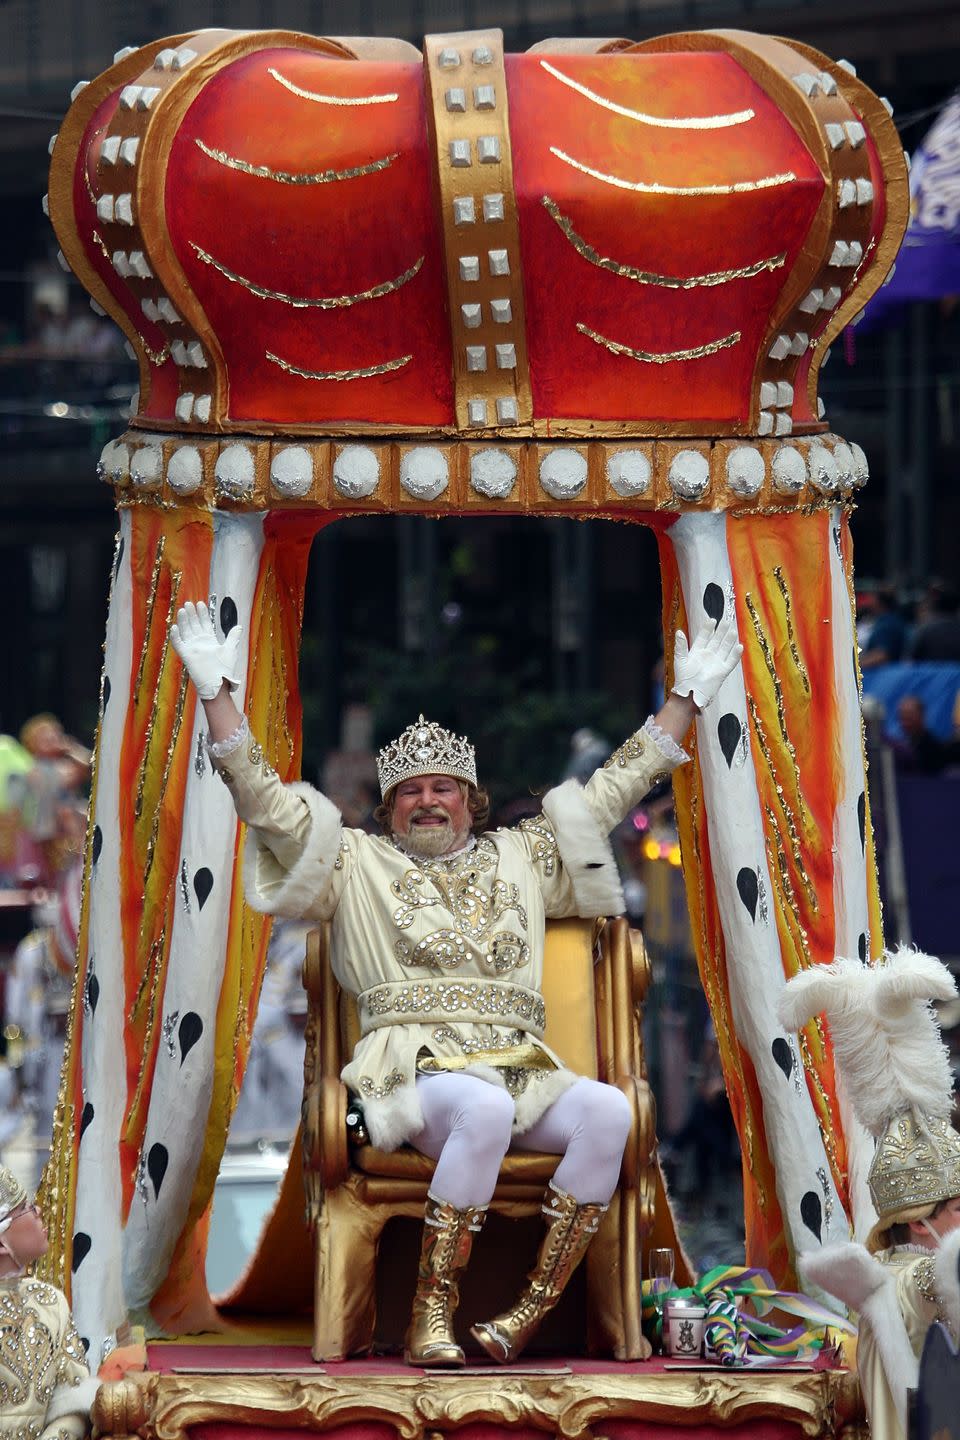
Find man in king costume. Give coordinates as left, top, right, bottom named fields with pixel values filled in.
left=781, top=949, right=960, bottom=1440
left=170, top=600, right=743, bottom=1366
left=0, top=1165, right=98, bottom=1439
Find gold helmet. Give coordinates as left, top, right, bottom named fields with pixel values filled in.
left=780, top=948, right=960, bottom=1251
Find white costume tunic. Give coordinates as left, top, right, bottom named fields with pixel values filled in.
left=212, top=720, right=684, bottom=1150
left=857, top=1244, right=960, bottom=1440
left=0, top=1277, right=97, bottom=1440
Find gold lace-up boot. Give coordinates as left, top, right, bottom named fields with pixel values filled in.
left=470, top=1180, right=606, bottom=1364
left=404, top=1191, right=486, bottom=1367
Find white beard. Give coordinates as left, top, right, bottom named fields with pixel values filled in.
left=393, top=816, right=469, bottom=858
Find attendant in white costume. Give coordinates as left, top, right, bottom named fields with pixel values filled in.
left=0, top=1164, right=98, bottom=1439
left=781, top=950, right=960, bottom=1440
left=170, top=601, right=742, bottom=1366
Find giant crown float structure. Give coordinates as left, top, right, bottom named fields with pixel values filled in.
left=43, top=25, right=905, bottom=1374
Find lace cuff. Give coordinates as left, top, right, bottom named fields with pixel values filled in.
left=206, top=715, right=249, bottom=760
left=642, top=716, right=690, bottom=768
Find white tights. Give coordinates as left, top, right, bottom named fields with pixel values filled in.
left=410, top=1071, right=632, bottom=1210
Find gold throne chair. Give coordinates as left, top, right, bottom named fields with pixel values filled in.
left=301, top=914, right=669, bottom=1362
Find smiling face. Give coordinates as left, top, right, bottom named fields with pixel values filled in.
left=389, top=773, right=471, bottom=858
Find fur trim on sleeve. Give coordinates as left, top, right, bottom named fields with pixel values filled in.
left=801, top=1243, right=917, bottom=1430
left=541, top=779, right=625, bottom=918
left=243, top=782, right=343, bottom=921
left=362, top=1083, right=424, bottom=1153
left=47, top=1376, right=100, bottom=1422
left=934, top=1228, right=960, bottom=1340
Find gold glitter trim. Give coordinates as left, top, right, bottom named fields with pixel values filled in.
left=577, top=322, right=740, bottom=366
left=135, top=571, right=183, bottom=822
left=91, top=229, right=111, bottom=263
left=798, top=1029, right=843, bottom=1183
left=140, top=338, right=170, bottom=367
left=773, top=566, right=810, bottom=695
left=764, top=802, right=813, bottom=966
left=134, top=538, right=165, bottom=706
left=543, top=197, right=786, bottom=290
left=127, top=922, right=168, bottom=1126
left=747, top=693, right=815, bottom=905
left=744, top=593, right=809, bottom=824
left=194, top=137, right=398, bottom=185
left=539, top=59, right=755, bottom=129
left=265, top=350, right=412, bottom=382
left=189, top=242, right=424, bottom=309
left=269, top=67, right=398, bottom=106
left=551, top=147, right=796, bottom=196
left=144, top=670, right=189, bottom=883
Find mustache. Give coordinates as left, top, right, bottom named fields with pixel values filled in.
left=410, top=807, right=451, bottom=822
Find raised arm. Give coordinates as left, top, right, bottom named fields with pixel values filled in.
left=170, top=600, right=313, bottom=870
left=583, top=613, right=744, bottom=831
left=169, top=600, right=245, bottom=742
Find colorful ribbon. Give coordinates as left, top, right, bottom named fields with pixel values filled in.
left=641, top=1264, right=855, bottom=1364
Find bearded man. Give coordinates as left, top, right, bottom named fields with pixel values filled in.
left=170, top=601, right=742, bottom=1366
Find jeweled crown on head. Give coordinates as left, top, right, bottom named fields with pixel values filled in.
left=377, top=715, right=477, bottom=799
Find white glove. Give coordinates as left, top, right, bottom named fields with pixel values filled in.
left=170, top=600, right=244, bottom=701
left=671, top=613, right=743, bottom=711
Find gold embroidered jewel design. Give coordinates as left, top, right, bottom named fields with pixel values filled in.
left=190, top=242, right=424, bottom=309
left=517, top=816, right=559, bottom=876
left=269, top=67, right=398, bottom=106
left=395, top=929, right=467, bottom=970
left=542, top=196, right=786, bottom=289
left=357, top=1069, right=406, bottom=1100
left=265, top=350, right=412, bottom=382
left=604, top=732, right=646, bottom=769
left=577, top=322, right=741, bottom=366
left=194, top=137, right=398, bottom=185
left=360, top=979, right=546, bottom=1032
left=539, top=60, right=755, bottom=129
left=551, top=147, right=796, bottom=196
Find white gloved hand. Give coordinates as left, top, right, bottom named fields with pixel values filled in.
left=671, top=612, right=743, bottom=711
left=170, top=600, right=244, bottom=701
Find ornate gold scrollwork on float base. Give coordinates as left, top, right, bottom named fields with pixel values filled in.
left=91, top=1365, right=862, bottom=1440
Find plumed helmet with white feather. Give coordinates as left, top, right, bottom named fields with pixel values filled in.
left=780, top=947, right=960, bottom=1251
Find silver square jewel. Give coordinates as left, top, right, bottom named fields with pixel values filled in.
left=488, top=248, right=510, bottom=276
left=495, top=343, right=516, bottom=369
left=496, top=397, right=518, bottom=424
left=453, top=196, right=475, bottom=225
left=490, top=298, right=512, bottom=323
left=483, top=192, right=505, bottom=222
left=459, top=255, right=480, bottom=282
left=445, top=87, right=466, bottom=112
left=466, top=345, right=487, bottom=372
left=477, top=135, right=501, bottom=164
left=461, top=303, right=482, bottom=328
left=474, top=85, right=496, bottom=109
left=450, top=139, right=472, bottom=167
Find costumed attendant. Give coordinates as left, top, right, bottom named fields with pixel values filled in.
left=0, top=1164, right=98, bottom=1436
left=780, top=949, right=960, bottom=1440
left=170, top=601, right=742, bottom=1366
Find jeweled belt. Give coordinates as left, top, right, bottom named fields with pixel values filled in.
left=357, top=978, right=546, bottom=1037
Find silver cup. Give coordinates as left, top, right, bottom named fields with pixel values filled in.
left=663, top=1297, right=707, bottom=1358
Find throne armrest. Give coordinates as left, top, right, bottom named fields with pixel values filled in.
left=595, top=918, right=657, bottom=1204
left=302, top=927, right=350, bottom=1190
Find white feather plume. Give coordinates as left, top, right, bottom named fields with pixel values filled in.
left=778, top=947, right=957, bottom=1135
